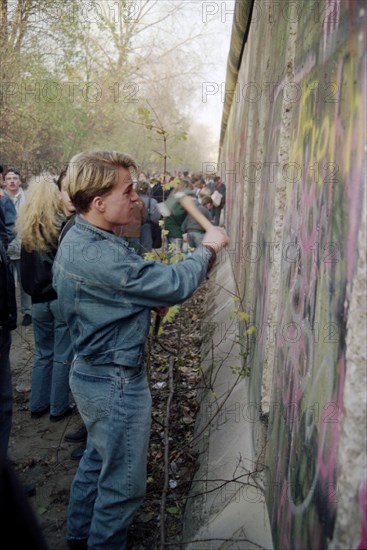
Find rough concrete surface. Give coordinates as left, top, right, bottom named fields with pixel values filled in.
left=183, top=258, right=273, bottom=549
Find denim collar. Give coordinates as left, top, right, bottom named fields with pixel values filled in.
left=75, top=215, right=128, bottom=246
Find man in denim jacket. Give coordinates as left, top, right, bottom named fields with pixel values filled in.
left=52, top=150, right=229, bottom=550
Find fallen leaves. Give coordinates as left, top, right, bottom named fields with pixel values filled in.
left=127, top=281, right=209, bottom=549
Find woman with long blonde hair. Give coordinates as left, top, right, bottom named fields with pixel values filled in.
left=16, top=171, right=75, bottom=420
left=17, top=174, right=62, bottom=253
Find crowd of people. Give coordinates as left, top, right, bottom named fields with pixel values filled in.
left=0, top=155, right=229, bottom=550
left=116, top=170, right=227, bottom=257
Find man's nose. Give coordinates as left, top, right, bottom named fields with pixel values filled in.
left=131, top=190, right=139, bottom=202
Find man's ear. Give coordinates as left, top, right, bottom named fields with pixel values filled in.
left=92, top=196, right=105, bottom=212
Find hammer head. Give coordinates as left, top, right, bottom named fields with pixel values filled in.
left=156, top=189, right=196, bottom=217
left=157, top=189, right=214, bottom=232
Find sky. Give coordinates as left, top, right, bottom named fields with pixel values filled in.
left=188, top=1, right=235, bottom=143
left=136, top=0, right=235, bottom=162
left=143, top=0, right=235, bottom=147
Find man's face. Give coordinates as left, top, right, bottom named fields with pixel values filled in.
left=99, top=167, right=139, bottom=230
left=60, top=178, right=75, bottom=216
left=5, top=171, right=21, bottom=194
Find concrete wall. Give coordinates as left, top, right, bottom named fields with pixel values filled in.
left=184, top=1, right=366, bottom=548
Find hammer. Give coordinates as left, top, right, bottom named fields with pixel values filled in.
left=154, top=190, right=214, bottom=338
left=157, top=190, right=214, bottom=232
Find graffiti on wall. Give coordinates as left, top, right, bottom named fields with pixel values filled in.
left=219, top=0, right=365, bottom=547
left=265, top=2, right=366, bottom=548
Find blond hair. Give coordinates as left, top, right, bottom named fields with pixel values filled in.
left=199, top=187, right=211, bottom=198
left=65, top=150, right=137, bottom=213
left=16, top=173, right=63, bottom=252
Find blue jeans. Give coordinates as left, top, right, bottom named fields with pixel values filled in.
left=67, top=358, right=152, bottom=549
left=30, top=300, right=73, bottom=415
left=0, top=331, right=12, bottom=459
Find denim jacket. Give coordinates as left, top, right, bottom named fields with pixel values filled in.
left=52, top=215, right=212, bottom=367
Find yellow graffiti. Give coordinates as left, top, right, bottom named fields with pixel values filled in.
left=289, top=56, right=364, bottom=186
left=316, top=116, right=330, bottom=167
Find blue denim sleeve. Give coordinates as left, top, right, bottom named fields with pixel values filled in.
left=115, top=245, right=212, bottom=308
left=53, top=221, right=214, bottom=310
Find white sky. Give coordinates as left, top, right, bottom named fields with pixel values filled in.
left=188, top=1, right=235, bottom=142
left=142, top=0, right=235, bottom=145
left=134, top=0, right=235, bottom=160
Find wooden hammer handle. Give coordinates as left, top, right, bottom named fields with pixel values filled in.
left=178, top=195, right=214, bottom=232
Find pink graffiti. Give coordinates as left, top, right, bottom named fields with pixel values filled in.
left=276, top=487, right=292, bottom=549
left=345, top=62, right=366, bottom=283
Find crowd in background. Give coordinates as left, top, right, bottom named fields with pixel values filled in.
left=84, top=168, right=227, bottom=257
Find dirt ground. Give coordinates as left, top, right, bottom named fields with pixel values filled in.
left=8, top=282, right=209, bottom=549
left=9, top=310, right=87, bottom=550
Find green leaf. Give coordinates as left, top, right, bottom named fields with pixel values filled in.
left=238, top=311, right=250, bottom=322
left=162, top=305, right=180, bottom=324
left=137, top=106, right=151, bottom=120
left=166, top=506, right=180, bottom=514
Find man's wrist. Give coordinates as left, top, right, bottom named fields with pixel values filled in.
left=202, top=244, right=217, bottom=273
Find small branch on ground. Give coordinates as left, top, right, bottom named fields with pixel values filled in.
left=160, top=355, right=175, bottom=548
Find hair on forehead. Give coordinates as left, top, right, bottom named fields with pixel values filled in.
left=64, top=150, right=137, bottom=214
left=5, top=168, right=21, bottom=178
